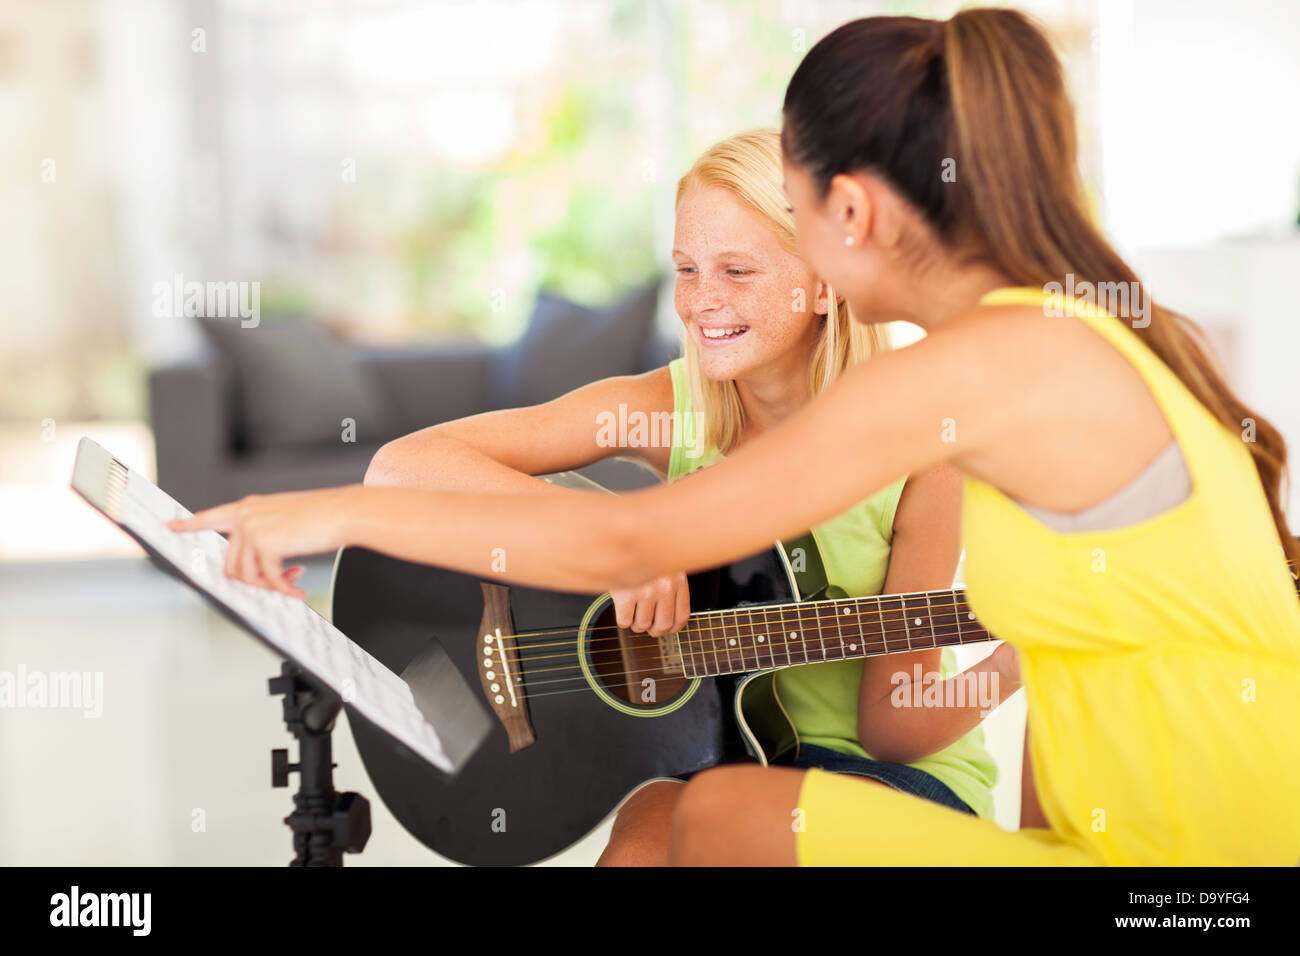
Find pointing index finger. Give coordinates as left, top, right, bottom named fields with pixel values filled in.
left=167, top=503, right=237, bottom=533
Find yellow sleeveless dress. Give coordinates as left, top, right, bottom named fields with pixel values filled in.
left=796, top=286, right=1300, bottom=865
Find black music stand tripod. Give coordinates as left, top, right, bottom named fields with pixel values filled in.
left=268, top=661, right=371, bottom=866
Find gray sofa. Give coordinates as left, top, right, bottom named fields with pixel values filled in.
left=149, top=281, right=675, bottom=510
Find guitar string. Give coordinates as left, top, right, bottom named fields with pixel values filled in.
left=512, top=625, right=983, bottom=683
left=511, top=629, right=994, bottom=699
left=461, top=613, right=988, bottom=707
left=468, top=597, right=983, bottom=681
left=480, top=594, right=979, bottom=665
left=473, top=609, right=993, bottom=699
left=467, top=586, right=975, bottom=643
left=479, top=590, right=977, bottom=651
left=516, top=657, right=992, bottom=702
left=505, top=606, right=986, bottom=675
left=494, top=625, right=1000, bottom=704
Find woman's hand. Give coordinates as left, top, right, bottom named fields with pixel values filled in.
left=609, top=572, right=690, bottom=637
left=166, top=485, right=362, bottom=597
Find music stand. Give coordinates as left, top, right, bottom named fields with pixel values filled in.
left=70, top=437, right=492, bottom=865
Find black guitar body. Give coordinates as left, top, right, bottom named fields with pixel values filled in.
left=329, top=542, right=795, bottom=866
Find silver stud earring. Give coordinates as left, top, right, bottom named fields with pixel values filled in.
left=844, top=235, right=855, bottom=247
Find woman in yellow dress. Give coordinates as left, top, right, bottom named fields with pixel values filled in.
left=171, top=9, right=1300, bottom=865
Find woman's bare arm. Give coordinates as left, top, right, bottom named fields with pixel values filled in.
left=331, top=315, right=1024, bottom=591
left=172, top=310, right=1058, bottom=596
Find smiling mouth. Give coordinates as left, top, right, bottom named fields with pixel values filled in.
left=700, top=325, right=750, bottom=341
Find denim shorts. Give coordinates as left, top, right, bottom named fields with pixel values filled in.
left=773, top=743, right=976, bottom=815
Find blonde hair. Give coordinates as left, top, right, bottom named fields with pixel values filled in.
left=674, top=128, right=888, bottom=455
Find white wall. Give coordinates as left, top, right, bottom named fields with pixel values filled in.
left=1130, top=239, right=1300, bottom=518
left=1098, top=1, right=1300, bottom=516
left=1099, top=0, right=1300, bottom=248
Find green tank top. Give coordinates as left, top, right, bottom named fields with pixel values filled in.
left=665, top=358, right=998, bottom=819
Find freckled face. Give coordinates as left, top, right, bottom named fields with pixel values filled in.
left=673, top=185, right=823, bottom=382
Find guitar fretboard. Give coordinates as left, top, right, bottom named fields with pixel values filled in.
left=675, top=588, right=991, bottom=678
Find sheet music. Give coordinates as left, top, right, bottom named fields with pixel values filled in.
left=72, top=440, right=454, bottom=775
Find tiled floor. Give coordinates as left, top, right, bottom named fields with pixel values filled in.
left=0, top=557, right=1025, bottom=866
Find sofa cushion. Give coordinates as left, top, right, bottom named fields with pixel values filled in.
left=491, top=279, right=660, bottom=409
left=355, top=343, right=495, bottom=434
left=199, top=316, right=394, bottom=450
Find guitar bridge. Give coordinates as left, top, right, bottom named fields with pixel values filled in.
left=477, top=582, right=536, bottom=752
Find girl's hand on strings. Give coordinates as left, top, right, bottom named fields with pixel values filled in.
left=609, top=572, right=691, bottom=637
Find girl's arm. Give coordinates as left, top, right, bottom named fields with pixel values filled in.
left=171, top=313, right=1026, bottom=595
left=855, top=460, right=1020, bottom=761
left=362, top=368, right=674, bottom=492
left=359, top=368, right=691, bottom=636
left=859, top=643, right=1021, bottom=764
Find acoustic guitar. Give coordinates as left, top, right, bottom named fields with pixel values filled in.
left=328, top=470, right=998, bottom=866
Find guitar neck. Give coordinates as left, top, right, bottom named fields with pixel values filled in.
left=673, top=587, right=992, bottom=679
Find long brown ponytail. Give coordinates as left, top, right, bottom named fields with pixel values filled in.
left=783, top=8, right=1299, bottom=574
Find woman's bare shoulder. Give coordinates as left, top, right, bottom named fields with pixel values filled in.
left=914, top=302, right=1141, bottom=410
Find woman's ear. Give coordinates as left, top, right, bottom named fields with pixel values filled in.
left=828, top=172, right=872, bottom=246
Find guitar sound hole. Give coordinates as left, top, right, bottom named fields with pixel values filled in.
left=586, top=603, right=690, bottom=710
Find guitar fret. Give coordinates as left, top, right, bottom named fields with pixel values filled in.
left=768, top=606, right=787, bottom=668
left=767, top=607, right=784, bottom=666
left=825, top=606, right=837, bottom=660
left=752, top=607, right=769, bottom=670
left=793, top=623, right=806, bottom=664
left=690, top=618, right=706, bottom=676
left=743, top=614, right=757, bottom=670
left=955, top=593, right=985, bottom=644
left=742, top=607, right=756, bottom=671
left=878, top=596, right=889, bottom=653
left=722, top=614, right=740, bottom=673
left=729, top=614, right=747, bottom=672
left=685, top=619, right=703, bottom=676
left=902, top=595, right=916, bottom=649
left=708, top=616, right=724, bottom=675
left=930, top=589, right=960, bottom=651
left=778, top=607, right=799, bottom=666
left=786, top=607, right=803, bottom=664
left=754, top=608, right=769, bottom=671
left=773, top=607, right=790, bottom=665
left=844, top=603, right=862, bottom=656
left=681, top=619, right=699, bottom=678
left=923, top=592, right=937, bottom=649
left=813, top=604, right=828, bottom=662
left=816, top=605, right=835, bottom=662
